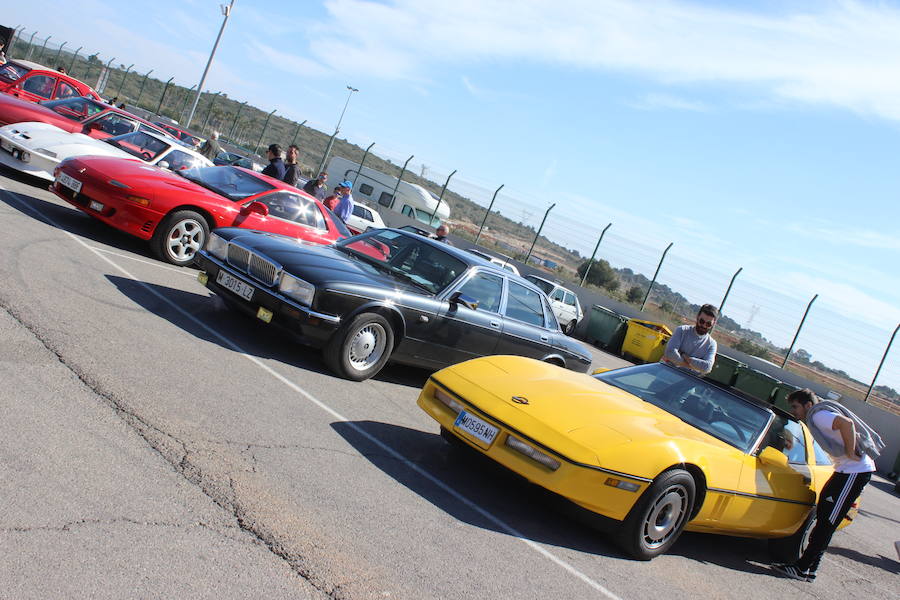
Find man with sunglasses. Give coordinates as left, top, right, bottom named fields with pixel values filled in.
left=662, top=304, right=718, bottom=374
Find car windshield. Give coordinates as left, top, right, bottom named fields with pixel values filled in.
left=0, top=62, right=29, bottom=82
left=105, top=131, right=170, bottom=161
left=336, top=230, right=466, bottom=294
left=178, top=166, right=276, bottom=201
left=525, top=275, right=555, bottom=295
left=594, top=363, right=772, bottom=453
left=41, top=97, right=106, bottom=122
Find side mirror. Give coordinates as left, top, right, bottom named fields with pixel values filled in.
left=449, top=291, right=478, bottom=311
left=240, top=201, right=269, bottom=217
left=88, top=120, right=103, bottom=130
left=758, top=446, right=789, bottom=467
left=157, top=160, right=170, bottom=170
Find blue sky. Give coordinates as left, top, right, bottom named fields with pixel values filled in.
left=6, top=0, right=899, bottom=391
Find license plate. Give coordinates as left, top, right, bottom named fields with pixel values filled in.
left=216, top=269, right=254, bottom=301
left=453, top=410, right=499, bottom=447
left=58, top=172, right=83, bottom=193
left=89, top=200, right=104, bottom=212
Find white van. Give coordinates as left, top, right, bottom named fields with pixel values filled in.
left=326, top=156, right=450, bottom=228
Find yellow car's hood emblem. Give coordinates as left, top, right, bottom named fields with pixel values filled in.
left=511, top=396, right=529, bottom=405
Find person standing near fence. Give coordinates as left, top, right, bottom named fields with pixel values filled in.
left=661, top=304, right=718, bottom=374
left=303, top=171, right=328, bottom=200
left=199, top=131, right=221, bottom=161
left=262, top=143, right=285, bottom=180
left=334, top=181, right=354, bottom=222
left=282, top=144, right=302, bottom=187
left=772, top=388, right=882, bottom=582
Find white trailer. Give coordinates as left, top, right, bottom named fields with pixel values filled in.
left=325, top=156, right=450, bottom=228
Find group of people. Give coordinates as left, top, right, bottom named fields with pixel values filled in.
left=662, top=304, right=882, bottom=584
left=260, top=143, right=355, bottom=223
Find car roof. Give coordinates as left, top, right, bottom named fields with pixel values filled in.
left=10, top=59, right=50, bottom=71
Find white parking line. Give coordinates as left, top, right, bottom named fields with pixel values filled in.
left=0, top=181, right=624, bottom=600
left=89, top=246, right=197, bottom=276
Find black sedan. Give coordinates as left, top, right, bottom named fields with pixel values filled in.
left=194, top=228, right=593, bottom=381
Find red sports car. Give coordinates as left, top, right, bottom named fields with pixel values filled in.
left=0, top=95, right=168, bottom=139
left=154, top=121, right=203, bottom=148
left=0, top=60, right=101, bottom=103
left=51, top=159, right=353, bottom=266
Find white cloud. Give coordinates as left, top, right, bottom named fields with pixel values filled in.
left=629, top=93, right=711, bottom=112
left=309, top=0, right=900, bottom=120
left=243, top=39, right=330, bottom=78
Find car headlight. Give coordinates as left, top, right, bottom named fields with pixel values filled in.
left=205, top=232, right=228, bottom=260
left=279, top=272, right=315, bottom=306
left=35, top=147, right=58, bottom=158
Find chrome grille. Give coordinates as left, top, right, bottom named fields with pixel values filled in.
left=248, top=253, right=278, bottom=286
left=224, top=242, right=280, bottom=287
left=227, top=244, right=250, bottom=271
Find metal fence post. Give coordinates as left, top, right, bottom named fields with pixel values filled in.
left=201, top=91, right=221, bottom=133
left=51, top=41, right=67, bottom=68
left=781, top=294, right=818, bottom=368
left=640, top=242, right=674, bottom=311
left=290, top=119, right=307, bottom=148
left=178, top=85, right=196, bottom=122
left=67, top=47, right=82, bottom=76
left=351, top=142, right=374, bottom=188
left=316, top=130, right=338, bottom=176
left=525, top=203, right=556, bottom=263
left=719, top=267, right=743, bottom=316
left=430, top=170, right=456, bottom=224
left=116, top=63, right=134, bottom=98
left=35, top=34, right=52, bottom=62
left=864, top=323, right=899, bottom=402
left=580, top=223, right=612, bottom=287
left=254, top=109, right=277, bottom=156
left=228, top=101, right=247, bottom=138
left=98, top=57, right=115, bottom=93
left=24, top=31, right=37, bottom=59
left=475, top=184, right=504, bottom=245
left=7, top=26, right=24, bottom=54
left=155, top=76, right=174, bottom=115
left=134, top=69, right=153, bottom=106
left=389, top=155, right=414, bottom=209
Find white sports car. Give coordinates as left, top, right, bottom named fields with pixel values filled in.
left=0, top=122, right=212, bottom=180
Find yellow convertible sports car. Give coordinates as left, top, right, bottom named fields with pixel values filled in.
left=417, top=356, right=854, bottom=560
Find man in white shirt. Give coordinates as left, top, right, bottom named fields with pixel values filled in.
left=772, top=388, right=875, bottom=582
left=662, top=304, right=718, bottom=374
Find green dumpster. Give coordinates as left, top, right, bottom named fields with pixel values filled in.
left=771, top=383, right=800, bottom=412
left=733, top=366, right=781, bottom=403
left=706, top=354, right=745, bottom=386
left=587, top=305, right=629, bottom=352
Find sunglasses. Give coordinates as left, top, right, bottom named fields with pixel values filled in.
left=697, top=317, right=715, bottom=326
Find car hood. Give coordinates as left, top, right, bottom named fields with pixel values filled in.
left=439, top=355, right=729, bottom=464
left=62, top=155, right=217, bottom=195
left=216, top=229, right=426, bottom=292
left=0, top=94, right=71, bottom=125
left=0, top=122, right=126, bottom=157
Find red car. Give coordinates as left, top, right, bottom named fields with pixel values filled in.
left=0, top=60, right=101, bottom=103
left=154, top=121, right=203, bottom=147
left=51, top=159, right=353, bottom=266
left=0, top=94, right=169, bottom=139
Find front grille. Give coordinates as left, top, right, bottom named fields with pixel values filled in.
left=225, top=242, right=280, bottom=287
left=249, top=254, right=278, bottom=286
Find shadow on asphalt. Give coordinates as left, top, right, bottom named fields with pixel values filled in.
left=104, top=275, right=434, bottom=388
left=828, top=545, right=900, bottom=575
left=330, top=419, right=778, bottom=570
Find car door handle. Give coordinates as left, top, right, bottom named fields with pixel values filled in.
left=490, top=321, right=501, bottom=328
left=541, top=335, right=549, bottom=342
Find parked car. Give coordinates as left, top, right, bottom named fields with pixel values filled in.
left=418, top=357, right=855, bottom=560
left=524, top=274, right=583, bottom=335
left=213, top=150, right=263, bottom=172
left=398, top=224, right=435, bottom=238
left=0, top=123, right=211, bottom=180
left=345, top=202, right=386, bottom=234
left=0, top=95, right=170, bottom=140
left=466, top=248, right=520, bottom=276
left=194, top=228, right=593, bottom=381
left=153, top=121, right=204, bottom=148
left=0, top=60, right=101, bottom=103
left=51, top=161, right=351, bottom=266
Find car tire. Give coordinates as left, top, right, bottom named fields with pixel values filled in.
left=324, top=312, right=394, bottom=381
left=564, top=319, right=576, bottom=335
left=151, top=210, right=210, bottom=266
left=768, top=509, right=816, bottom=563
left=619, top=469, right=695, bottom=560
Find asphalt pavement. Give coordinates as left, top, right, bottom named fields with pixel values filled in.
left=0, top=167, right=897, bottom=600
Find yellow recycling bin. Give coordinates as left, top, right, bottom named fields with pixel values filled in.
left=622, top=319, right=672, bottom=364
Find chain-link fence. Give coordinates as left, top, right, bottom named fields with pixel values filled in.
left=6, top=27, right=898, bottom=410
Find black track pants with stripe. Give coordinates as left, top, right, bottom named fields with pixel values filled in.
left=797, top=470, right=872, bottom=573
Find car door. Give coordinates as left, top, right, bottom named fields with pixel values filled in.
left=417, top=269, right=504, bottom=367
left=82, top=111, right=139, bottom=139
left=17, top=73, right=58, bottom=102
left=719, top=415, right=816, bottom=535
left=495, top=280, right=555, bottom=360
left=241, top=191, right=335, bottom=244
left=548, top=287, right=575, bottom=326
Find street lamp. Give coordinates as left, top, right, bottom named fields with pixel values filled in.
left=185, top=0, right=235, bottom=128
left=316, top=85, right=359, bottom=175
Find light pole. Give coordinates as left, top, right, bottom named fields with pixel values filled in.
left=186, top=0, right=235, bottom=128
left=316, top=85, right=359, bottom=175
